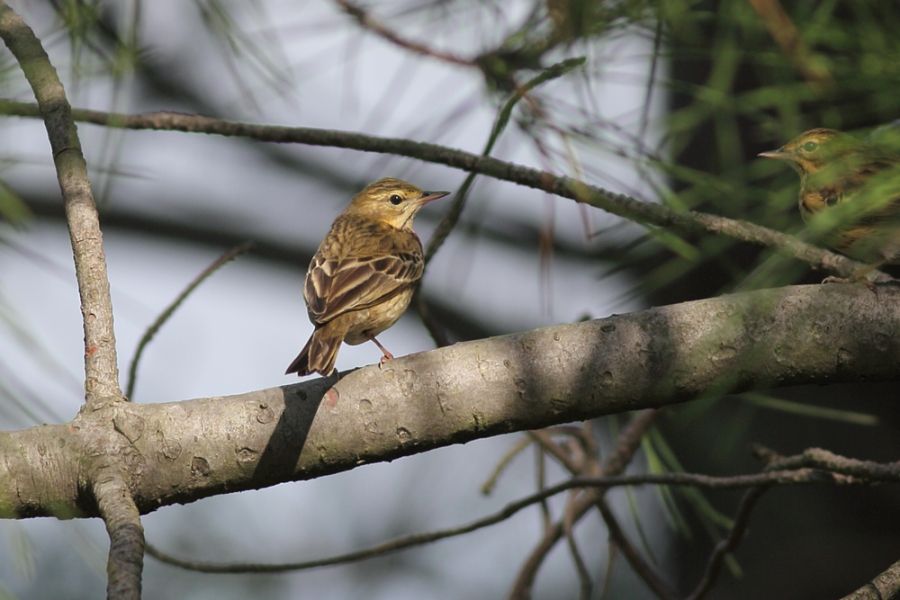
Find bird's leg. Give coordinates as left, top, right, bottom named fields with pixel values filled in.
left=369, top=336, right=395, bottom=367
left=822, top=260, right=893, bottom=290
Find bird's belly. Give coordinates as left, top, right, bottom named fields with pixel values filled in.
left=344, top=287, right=415, bottom=345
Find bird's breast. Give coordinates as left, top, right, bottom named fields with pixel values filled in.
left=343, top=286, right=416, bottom=345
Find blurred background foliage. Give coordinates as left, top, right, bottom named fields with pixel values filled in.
left=0, top=0, right=899, bottom=598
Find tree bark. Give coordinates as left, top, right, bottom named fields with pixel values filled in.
left=1, top=283, right=897, bottom=518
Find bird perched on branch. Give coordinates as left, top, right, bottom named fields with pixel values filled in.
left=286, top=178, right=449, bottom=377
left=759, top=127, right=900, bottom=269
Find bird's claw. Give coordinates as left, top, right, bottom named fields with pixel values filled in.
left=378, top=353, right=394, bottom=370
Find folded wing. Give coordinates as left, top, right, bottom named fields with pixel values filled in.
left=305, top=251, right=423, bottom=325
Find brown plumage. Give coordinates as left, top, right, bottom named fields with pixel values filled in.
left=760, top=128, right=900, bottom=265
left=285, top=178, right=449, bottom=376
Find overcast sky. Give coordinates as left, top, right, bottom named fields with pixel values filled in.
left=0, top=2, right=669, bottom=598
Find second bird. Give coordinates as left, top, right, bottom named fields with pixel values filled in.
left=285, top=178, right=449, bottom=377
left=760, top=128, right=900, bottom=267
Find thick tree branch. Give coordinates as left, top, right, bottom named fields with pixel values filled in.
left=1, top=284, right=899, bottom=520
left=840, top=559, right=900, bottom=600
left=0, top=8, right=121, bottom=404
left=0, top=99, right=877, bottom=279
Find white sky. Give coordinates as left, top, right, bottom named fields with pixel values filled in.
left=0, top=1, right=672, bottom=598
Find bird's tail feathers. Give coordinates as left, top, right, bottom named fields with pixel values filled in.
left=285, top=326, right=343, bottom=376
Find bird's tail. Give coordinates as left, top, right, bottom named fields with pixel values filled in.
left=285, top=326, right=344, bottom=376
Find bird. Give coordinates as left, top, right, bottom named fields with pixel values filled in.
left=285, top=178, right=449, bottom=376
left=759, top=128, right=900, bottom=269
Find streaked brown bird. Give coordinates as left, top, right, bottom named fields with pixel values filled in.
left=759, top=128, right=900, bottom=267
left=285, top=178, right=449, bottom=376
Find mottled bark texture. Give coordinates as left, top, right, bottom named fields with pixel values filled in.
left=0, top=2, right=121, bottom=404
left=0, top=4, right=134, bottom=597
left=840, top=558, right=900, bottom=600
left=1, top=284, right=897, bottom=519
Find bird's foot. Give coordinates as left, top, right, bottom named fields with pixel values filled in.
left=820, top=275, right=849, bottom=284
left=821, top=275, right=877, bottom=292
left=369, top=336, right=395, bottom=369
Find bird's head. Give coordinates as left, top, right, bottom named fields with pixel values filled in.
left=759, top=128, right=858, bottom=176
left=346, top=177, right=449, bottom=230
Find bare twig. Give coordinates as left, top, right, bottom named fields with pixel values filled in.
left=126, top=242, right=253, bottom=400
left=581, top=412, right=676, bottom=600
left=534, top=444, right=552, bottom=531
left=0, top=99, right=878, bottom=279
left=333, top=0, right=472, bottom=67
left=481, top=435, right=533, bottom=495
left=771, top=447, right=900, bottom=481
left=424, top=56, right=586, bottom=263
left=563, top=491, right=594, bottom=600
left=0, top=5, right=121, bottom=404
left=595, top=495, right=677, bottom=600
left=685, top=486, right=769, bottom=600
left=510, top=410, right=660, bottom=598
left=145, top=460, right=900, bottom=575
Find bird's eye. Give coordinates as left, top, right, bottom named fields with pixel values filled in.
left=389, top=194, right=403, bottom=205
left=801, top=141, right=818, bottom=152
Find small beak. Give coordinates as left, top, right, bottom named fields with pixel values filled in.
left=758, top=147, right=789, bottom=160
left=417, top=190, right=450, bottom=205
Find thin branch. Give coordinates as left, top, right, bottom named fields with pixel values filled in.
left=481, top=435, right=533, bottom=495
left=424, top=56, right=586, bottom=263
left=0, top=99, right=878, bottom=279
left=145, top=461, right=898, bottom=575
left=582, top=411, right=676, bottom=600
left=0, top=6, right=121, bottom=404
left=332, top=0, right=473, bottom=67
left=535, top=443, right=552, bottom=531
left=94, top=469, right=144, bottom=600
left=685, top=486, right=769, bottom=600
left=508, top=493, right=597, bottom=600
left=510, top=410, right=660, bottom=599
left=595, top=495, right=677, bottom=600
left=126, top=242, right=253, bottom=400
left=563, top=491, right=593, bottom=600
left=771, top=447, right=900, bottom=481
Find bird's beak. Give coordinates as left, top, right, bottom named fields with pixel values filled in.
left=758, top=147, right=790, bottom=160
left=417, top=190, right=450, bottom=205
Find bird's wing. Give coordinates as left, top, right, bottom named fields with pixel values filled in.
left=304, top=249, right=423, bottom=324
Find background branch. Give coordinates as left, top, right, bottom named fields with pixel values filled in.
left=0, top=99, right=877, bottom=279
left=144, top=449, right=900, bottom=576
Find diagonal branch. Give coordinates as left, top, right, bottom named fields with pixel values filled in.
left=840, top=558, right=900, bottom=600
left=0, top=6, right=121, bottom=405
left=333, top=0, right=473, bottom=67
left=0, top=99, right=876, bottom=279
left=685, top=485, right=769, bottom=600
